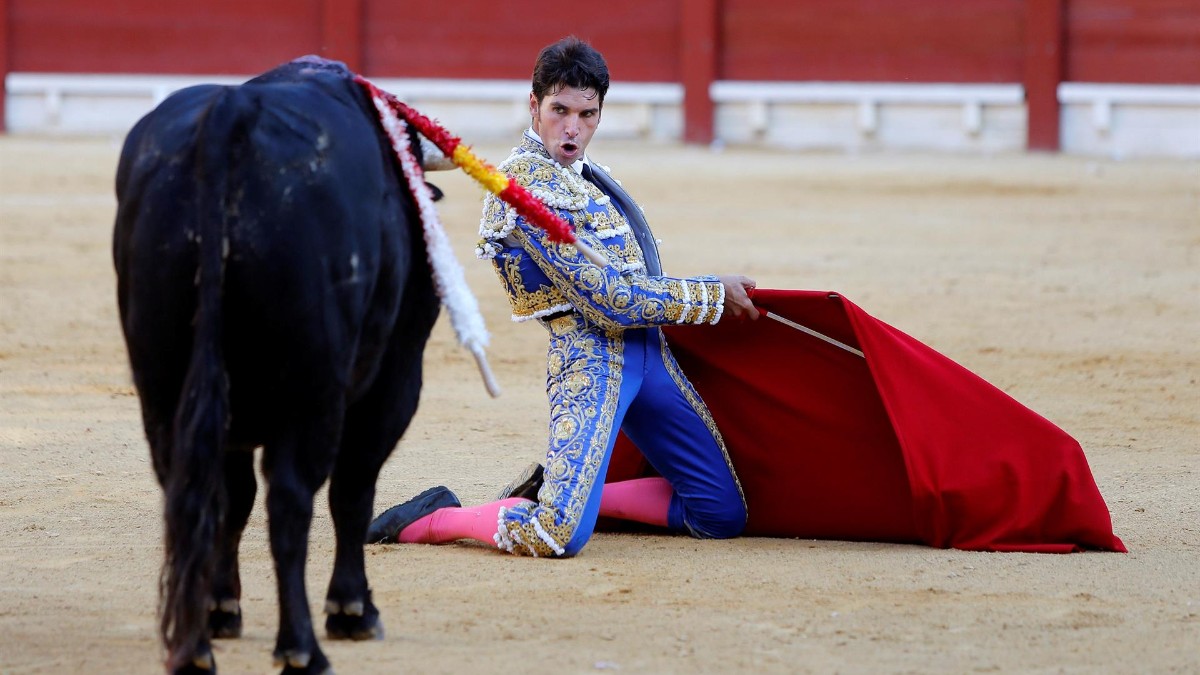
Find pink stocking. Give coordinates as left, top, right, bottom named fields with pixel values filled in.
left=398, top=478, right=674, bottom=544
left=599, top=477, right=672, bottom=527
left=397, top=498, right=527, bottom=545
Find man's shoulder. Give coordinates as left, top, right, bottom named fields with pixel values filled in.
left=586, top=159, right=622, bottom=183
left=498, top=150, right=558, bottom=188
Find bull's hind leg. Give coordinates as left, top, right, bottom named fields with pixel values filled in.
left=323, top=440, right=386, bottom=641
left=325, top=309, right=434, bottom=641
left=324, top=403, right=398, bottom=638
left=209, top=446, right=257, bottom=639
left=264, top=432, right=336, bottom=674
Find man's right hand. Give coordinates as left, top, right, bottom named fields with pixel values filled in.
left=717, top=275, right=760, bottom=321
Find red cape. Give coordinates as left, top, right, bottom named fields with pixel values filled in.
left=607, top=289, right=1125, bottom=553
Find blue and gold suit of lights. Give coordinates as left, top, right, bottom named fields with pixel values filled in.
left=476, top=133, right=746, bottom=557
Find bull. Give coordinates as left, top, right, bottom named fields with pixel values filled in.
left=113, top=57, right=440, bottom=673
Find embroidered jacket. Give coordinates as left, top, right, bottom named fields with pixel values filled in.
left=477, top=135, right=725, bottom=329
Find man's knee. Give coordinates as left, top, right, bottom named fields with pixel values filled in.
left=684, top=501, right=747, bottom=540
left=557, top=504, right=602, bottom=557
left=560, top=532, right=590, bottom=557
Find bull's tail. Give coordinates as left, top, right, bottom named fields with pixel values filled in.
left=160, top=86, right=248, bottom=670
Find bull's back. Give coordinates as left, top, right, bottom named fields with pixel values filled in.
left=115, top=65, right=415, bottom=440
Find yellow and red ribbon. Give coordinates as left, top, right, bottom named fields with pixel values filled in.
left=355, top=76, right=578, bottom=245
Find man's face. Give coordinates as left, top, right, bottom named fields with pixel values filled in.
left=530, top=85, right=602, bottom=167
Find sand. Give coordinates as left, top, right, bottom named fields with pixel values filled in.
left=1, top=135, right=1197, bottom=673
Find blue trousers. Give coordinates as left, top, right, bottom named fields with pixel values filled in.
left=495, top=315, right=746, bottom=557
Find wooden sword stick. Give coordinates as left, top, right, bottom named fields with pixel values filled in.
left=763, top=311, right=865, bottom=358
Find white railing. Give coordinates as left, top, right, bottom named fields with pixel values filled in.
left=710, top=81, right=1024, bottom=136
left=6, top=73, right=246, bottom=127
left=1056, top=82, right=1200, bottom=157
left=373, top=78, right=681, bottom=135
left=4, top=72, right=682, bottom=138
left=1058, top=82, right=1200, bottom=134
left=5, top=73, right=1198, bottom=156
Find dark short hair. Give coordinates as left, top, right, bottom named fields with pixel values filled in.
left=531, top=36, right=610, bottom=107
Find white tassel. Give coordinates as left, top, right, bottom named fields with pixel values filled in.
left=418, top=136, right=456, bottom=171
left=494, top=506, right=515, bottom=552
left=368, top=93, right=501, bottom=398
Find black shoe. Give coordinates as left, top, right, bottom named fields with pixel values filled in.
left=495, top=462, right=544, bottom=501
left=366, top=486, right=460, bottom=544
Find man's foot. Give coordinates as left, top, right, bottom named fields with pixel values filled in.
left=366, top=486, right=460, bottom=544
left=495, top=462, right=545, bottom=501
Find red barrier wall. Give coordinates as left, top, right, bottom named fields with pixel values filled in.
left=1067, top=0, right=1200, bottom=84
left=7, top=0, right=1198, bottom=84
left=719, top=0, right=1026, bottom=83
left=2, top=0, right=1198, bottom=142
left=7, top=0, right=322, bottom=74
left=1026, top=0, right=1066, bottom=151
left=365, top=0, right=680, bottom=82
left=0, top=0, right=8, bottom=131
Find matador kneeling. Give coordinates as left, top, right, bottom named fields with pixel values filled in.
left=367, top=36, right=759, bottom=557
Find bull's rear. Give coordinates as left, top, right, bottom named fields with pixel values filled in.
left=113, top=58, right=438, bottom=674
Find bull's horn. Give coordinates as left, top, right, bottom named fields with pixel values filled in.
left=420, top=137, right=457, bottom=171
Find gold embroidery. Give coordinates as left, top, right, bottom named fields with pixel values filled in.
left=496, top=254, right=573, bottom=320
left=499, top=321, right=625, bottom=556
left=482, top=136, right=726, bottom=328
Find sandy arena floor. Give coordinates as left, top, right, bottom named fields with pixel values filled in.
left=0, top=135, right=1197, bottom=673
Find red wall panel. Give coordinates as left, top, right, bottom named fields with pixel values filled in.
left=1066, top=0, right=1200, bottom=83
left=719, top=0, right=1025, bottom=82
left=1, top=0, right=8, bottom=132
left=9, top=0, right=321, bottom=74
left=361, top=0, right=679, bottom=81
left=4, top=0, right=1197, bottom=86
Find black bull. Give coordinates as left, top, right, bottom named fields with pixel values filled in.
left=113, top=58, right=439, bottom=673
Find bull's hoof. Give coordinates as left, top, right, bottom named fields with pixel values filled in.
left=209, top=599, right=242, bottom=639
left=274, top=648, right=332, bottom=674
left=325, top=607, right=384, bottom=641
